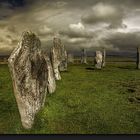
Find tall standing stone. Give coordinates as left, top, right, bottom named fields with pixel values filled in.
left=102, top=48, right=106, bottom=67
left=50, top=38, right=67, bottom=80
left=137, top=47, right=140, bottom=69
left=94, top=51, right=103, bottom=69
left=68, top=53, right=74, bottom=64
left=8, top=31, right=55, bottom=129
left=43, top=52, right=56, bottom=94
left=59, top=44, right=68, bottom=72
left=50, top=38, right=62, bottom=80
left=81, top=48, right=88, bottom=64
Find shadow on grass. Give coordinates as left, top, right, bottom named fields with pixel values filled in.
left=86, top=67, right=103, bottom=71
left=60, top=71, right=70, bottom=73
left=86, top=67, right=95, bottom=71
left=117, top=66, right=136, bottom=70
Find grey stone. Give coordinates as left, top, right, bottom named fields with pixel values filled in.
left=50, top=38, right=62, bottom=80
left=81, top=48, right=87, bottom=64
left=43, top=52, right=56, bottom=94
left=95, top=51, right=103, bottom=69
left=68, top=53, right=74, bottom=64
left=8, top=31, right=55, bottom=129
left=50, top=38, right=67, bottom=80
left=81, top=48, right=88, bottom=64
left=59, top=44, right=68, bottom=72
left=102, top=48, right=106, bottom=67
left=137, top=47, right=140, bottom=69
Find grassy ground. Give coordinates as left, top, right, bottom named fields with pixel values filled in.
left=0, top=62, right=140, bottom=134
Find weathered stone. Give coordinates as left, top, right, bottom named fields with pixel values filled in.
left=59, top=44, right=68, bottom=72
left=8, top=31, right=55, bottom=129
left=68, top=53, right=74, bottom=64
left=81, top=48, right=88, bottom=64
left=94, top=51, right=103, bottom=69
left=50, top=38, right=62, bottom=80
left=43, top=52, right=56, bottom=94
left=137, top=47, right=140, bottom=69
left=50, top=38, right=67, bottom=80
left=102, top=48, right=106, bottom=67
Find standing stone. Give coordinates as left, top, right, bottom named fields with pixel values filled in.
left=137, top=47, right=140, bottom=69
left=43, top=52, right=56, bottom=94
left=102, top=48, right=106, bottom=67
left=81, top=48, right=88, bottom=64
left=8, top=31, right=54, bottom=129
left=50, top=38, right=62, bottom=80
left=94, top=51, right=103, bottom=69
left=68, top=53, right=74, bottom=64
left=50, top=38, right=67, bottom=80
left=59, top=44, right=68, bottom=72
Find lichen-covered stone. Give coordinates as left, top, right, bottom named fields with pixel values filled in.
left=68, top=53, right=74, bottom=64
left=137, top=47, right=140, bottom=69
left=43, top=52, right=56, bottom=94
left=50, top=38, right=62, bottom=80
left=102, top=48, right=106, bottom=67
left=50, top=38, right=67, bottom=80
left=59, top=44, right=68, bottom=72
left=95, top=51, right=103, bottom=69
left=81, top=48, right=87, bottom=64
left=8, top=31, right=55, bottom=129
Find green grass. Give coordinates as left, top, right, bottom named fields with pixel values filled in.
left=0, top=62, right=140, bottom=134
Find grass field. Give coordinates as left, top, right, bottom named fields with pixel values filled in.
left=0, top=61, right=140, bottom=134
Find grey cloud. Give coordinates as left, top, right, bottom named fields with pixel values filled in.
left=105, top=32, right=140, bottom=51
left=37, top=26, right=54, bottom=37
left=7, top=26, right=16, bottom=33
left=81, top=2, right=124, bottom=28
left=59, top=29, right=93, bottom=39
left=108, top=23, right=127, bottom=29
left=0, top=3, right=13, bottom=19
left=0, top=0, right=140, bottom=54
left=0, top=38, right=4, bottom=43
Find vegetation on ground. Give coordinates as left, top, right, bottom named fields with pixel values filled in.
left=0, top=61, right=140, bottom=134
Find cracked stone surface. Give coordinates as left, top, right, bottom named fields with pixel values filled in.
left=95, top=51, right=103, bottom=69
left=68, top=53, right=74, bottom=64
left=43, top=52, right=56, bottom=94
left=81, top=48, right=88, bottom=64
left=59, top=44, right=68, bottom=72
left=50, top=38, right=67, bottom=80
left=102, top=48, right=106, bottom=67
left=8, top=31, right=56, bottom=129
left=137, top=47, right=140, bottom=69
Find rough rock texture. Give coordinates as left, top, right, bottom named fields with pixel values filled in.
left=81, top=48, right=88, bottom=64
left=50, top=38, right=67, bottom=80
left=50, top=38, right=62, bottom=80
left=68, top=53, right=74, bottom=64
left=137, top=47, right=140, bottom=69
left=102, top=48, right=106, bottom=67
left=95, top=51, right=103, bottom=69
left=59, top=44, right=68, bottom=72
left=43, top=52, right=56, bottom=94
left=8, top=31, right=55, bottom=129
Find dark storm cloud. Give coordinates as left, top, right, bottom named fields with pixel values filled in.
left=0, top=1, right=13, bottom=19
left=59, top=29, right=93, bottom=38
left=81, top=3, right=123, bottom=28
left=7, top=0, right=25, bottom=7
left=0, top=0, right=25, bottom=8
left=105, top=32, right=140, bottom=51
left=0, top=0, right=140, bottom=54
left=0, top=0, right=27, bottom=20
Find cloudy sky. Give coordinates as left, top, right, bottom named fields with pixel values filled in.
left=0, top=0, right=140, bottom=55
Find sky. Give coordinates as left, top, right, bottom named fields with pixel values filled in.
left=0, top=0, right=140, bottom=55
